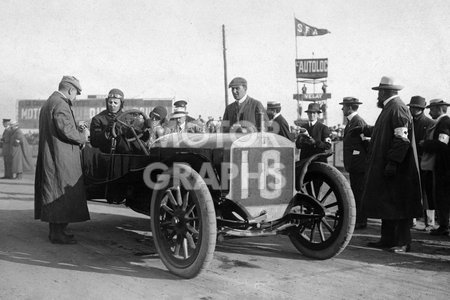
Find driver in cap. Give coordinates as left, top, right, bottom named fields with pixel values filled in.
left=90, top=88, right=130, bottom=153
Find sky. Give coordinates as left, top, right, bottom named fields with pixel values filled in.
left=1, top=0, right=450, bottom=133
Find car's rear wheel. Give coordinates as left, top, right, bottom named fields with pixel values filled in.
left=150, top=164, right=216, bottom=278
left=289, top=162, right=355, bottom=259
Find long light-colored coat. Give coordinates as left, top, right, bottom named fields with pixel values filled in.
left=34, top=91, right=90, bottom=223
left=361, top=97, right=422, bottom=219
left=9, top=126, right=33, bottom=174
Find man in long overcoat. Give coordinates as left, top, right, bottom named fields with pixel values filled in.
left=361, top=76, right=422, bottom=253
left=9, top=121, right=33, bottom=179
left=1, top=118, right=13, bottom=178
left=407, top=96, right=436, bottom=228
left=422, top=99, right=450, bottom=236
left=35, top=76, right=90, bottom=244
left=340, top=97, right=369, bottom=229
left=222, top=77, right=268, bottom=133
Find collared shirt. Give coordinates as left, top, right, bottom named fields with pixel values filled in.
left=273, top=112, right=281, bottom=120
left=347, top=112, right=358, bottom=122
left=309, top=120, right=318, bottom=127
left=236, top=94, right=248, bottom=106
left=383, top=95, right=397, bottom=107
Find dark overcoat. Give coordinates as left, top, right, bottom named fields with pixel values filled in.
left=9, top=127, right=33, bottom=173
left=413, top=113, right=435, bottom=158
left=1, top=126, right=13, bottom=178
left=343, top=114, right=368, bottom=173
left=269, top=114, right=293, bottom=141
left=296, top=121, right=331, bottom=162
left=222, top=96, right=268, bottom=132
left=34, top=92, right=90, bottom=223
left=422, top=115, right=450, bottom=211
left=361, top=97, right=422, bottom=219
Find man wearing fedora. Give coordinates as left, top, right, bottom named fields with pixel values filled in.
left=407, top=96, right=436, bottom=230
left=295, top=102, right=331, bottom=163
left=340, top=97, right=369, bottom=229
left=421, top=99, right=450, bottom=236
left=360, top=76, right=422, bottom=253
left=266, top=101, right=293, bottom=141
left=35, top=76, right=90, bottom=244
left=222, top=77, right=268, bottom=133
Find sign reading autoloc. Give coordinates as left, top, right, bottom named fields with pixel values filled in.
left=295, top=58, right=328, bottom=79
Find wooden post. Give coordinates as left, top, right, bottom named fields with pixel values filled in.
left=222, top=25, right=229, bottom=107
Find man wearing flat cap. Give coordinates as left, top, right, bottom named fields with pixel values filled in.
left=1, top=118, right=13, bottom=178
left=407, top=96, right=435, bottom=229
left=340, top=97, right=369, bottom=229
left=266, top=101, right=293, bottom=140
left=422, top=99, right=450, bottom=236
left=222, top=77, right=268, bottom=133
left=295, top=102, right=331, bottom=163
left=360, top=76, right=422, bottom=253
left=35, top=76, right=90, bottom=244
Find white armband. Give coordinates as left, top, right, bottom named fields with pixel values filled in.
left=438, top=133, right=449, bottom=145
left=394, top=127, right=408, bottom=139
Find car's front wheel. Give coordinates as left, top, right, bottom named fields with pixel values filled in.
left=150, top=164, right=216, bottom=278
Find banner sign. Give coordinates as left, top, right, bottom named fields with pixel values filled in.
left=295, top=58, right=328, bottom=79
left=17, top=98, right=173, bottom=129
left=293, top=93, right=331, bottom=101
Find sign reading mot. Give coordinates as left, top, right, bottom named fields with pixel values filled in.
left=295, top=58, right=328, bottom=79
left=18, top=98, right=173, bottom=129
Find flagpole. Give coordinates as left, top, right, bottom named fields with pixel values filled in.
left=294, top=15, right=301, bottom=120
left=222, top=24, right=229, bottom=107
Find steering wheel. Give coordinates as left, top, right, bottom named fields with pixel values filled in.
left=111, top=109, right=150, bottom=155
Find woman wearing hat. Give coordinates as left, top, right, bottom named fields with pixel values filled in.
left=147, top=106, right=169, bottom=143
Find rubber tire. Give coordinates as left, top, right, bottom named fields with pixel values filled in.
left=289, top=162, right=355, bottom=259
left=150, top=165, right=216, bottom=278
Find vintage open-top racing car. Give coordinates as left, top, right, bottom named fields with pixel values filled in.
left=82, top=110, right=355, bottom=278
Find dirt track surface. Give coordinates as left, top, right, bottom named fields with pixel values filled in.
left=1, top=173, right=450, bottom=300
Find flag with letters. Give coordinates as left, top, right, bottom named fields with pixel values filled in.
left=295, top=18, right=330, bottom=36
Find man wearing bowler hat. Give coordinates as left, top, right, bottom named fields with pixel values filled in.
left=35, top=76, right=90, bottom=244
left=361, top=76, right=422, bottom=253
left=222, top=77, right=268, bottom=133
left=421, top=99, right=450, bottom=236
left=295, top=102, right=331, bottom=163
left=266, top=101, right=293, bottom=140
left=340, top=97, right=369, bottom=229
left=407, top=96, right=435, bottom=229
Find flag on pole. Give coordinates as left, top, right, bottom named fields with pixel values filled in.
left=295, top=18, right=330, bottom=36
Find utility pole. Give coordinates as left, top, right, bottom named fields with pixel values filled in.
left=222, top=24, right=229, bottom=107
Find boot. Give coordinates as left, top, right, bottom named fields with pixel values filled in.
left=61, top=223, right=74, bottom=238
left=49, top=223, right=77, bottom=244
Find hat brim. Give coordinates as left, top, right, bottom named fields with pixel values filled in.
left=339, top=101, right=363, bottom=105
left=407, top=104, right=426, bottom=108
left=426, top=103, right=450, bottom=108
left=305, top=110, right=322, bottom=113
left=170, top=112, right=187, bottom=119
left=372, top=85, right=403, bottom=91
